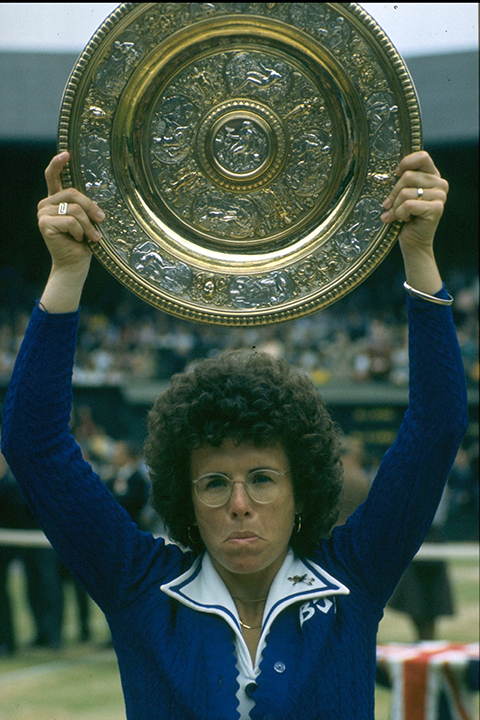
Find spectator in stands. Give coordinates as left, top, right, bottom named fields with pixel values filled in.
left=1, top=150, right=468, bottom=718
left=71, top=403, right=115, bottom=477
left=335, top=435, right=371, bottom=527
left=388, top=488, right=456, bottom=641
left=352, top=318, right=393, bottom=382
left=105, top=440, right=151, bottom=529
left=0, top=430, right=63, bottom=651
left=0, top=434, right=18, bottom=655
left=444, top=443, right=479, bottom=542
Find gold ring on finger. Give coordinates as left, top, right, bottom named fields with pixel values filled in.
left=58, top=202, right=69, bottom=215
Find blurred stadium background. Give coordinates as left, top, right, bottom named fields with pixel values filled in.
left=0, top=4, right=478, bottom=719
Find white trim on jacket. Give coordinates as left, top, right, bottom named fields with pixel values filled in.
left=161, top=548, right=350, bottom=718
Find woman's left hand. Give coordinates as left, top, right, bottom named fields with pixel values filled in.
left=381, top=151, right=449, bottom=254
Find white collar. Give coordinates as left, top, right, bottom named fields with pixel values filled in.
left=161, top=548, right=350, bottom=669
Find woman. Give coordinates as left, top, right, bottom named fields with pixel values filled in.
left=1, top=151, right=468, bottom=719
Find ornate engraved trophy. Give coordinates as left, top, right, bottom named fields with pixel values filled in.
left=58, top=3, right=422, bottom=325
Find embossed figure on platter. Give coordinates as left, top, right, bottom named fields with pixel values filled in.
left=284, top=130, right=331, bottom=196
left=229, top=271, right=293, bottom=308
left=225, top=52, right=292, bottom=101
left=78, top=135, right=116, bottom=202
left=334, top=197, right=384, bottom=260
left=192, top=192, right=259, bottom=239
left=366, top=93, right=402, bottom=159
left=213, top=118, right=270, bottom=176
left=151, top=96, right=199, bottom=165
left=94, top=34, right=144, bottom=96
left=131, top=241, right=191, bottom=295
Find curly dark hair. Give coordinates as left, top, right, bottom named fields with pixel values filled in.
left=145, top=350, right=343, bottom=557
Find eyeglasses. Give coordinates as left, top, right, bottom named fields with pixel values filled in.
left=192, top=468, right=291, bottom=507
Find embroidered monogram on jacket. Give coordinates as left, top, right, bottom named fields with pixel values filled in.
left=299, top=598, right=335, bottom=627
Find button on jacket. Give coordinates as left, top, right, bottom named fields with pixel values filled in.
left=1, top=290, right=468, bottom=719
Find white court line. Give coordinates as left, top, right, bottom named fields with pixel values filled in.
left=0, top=649, right=117, bottom=685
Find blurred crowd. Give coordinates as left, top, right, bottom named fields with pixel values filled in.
left=0, top=270, right=478, bottom=388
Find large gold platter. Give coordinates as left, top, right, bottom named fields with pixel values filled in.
left=58, top=2, right=421, bottom=325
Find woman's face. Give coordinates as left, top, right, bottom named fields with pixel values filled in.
left=191, top=438, right=298, bottom=579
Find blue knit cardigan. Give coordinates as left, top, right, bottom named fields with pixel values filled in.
left=1, top=291, right=468, bottom=720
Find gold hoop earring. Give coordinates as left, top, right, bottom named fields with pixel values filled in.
left=188, top=525, right=199, bottom=546
left=294, top=513, right=302, bottom=534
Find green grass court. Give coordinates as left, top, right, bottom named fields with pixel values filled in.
left=0, top=558, right=478, bottom=720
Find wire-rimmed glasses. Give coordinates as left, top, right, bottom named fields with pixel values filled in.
left=192, top=468, right=291, bottom=507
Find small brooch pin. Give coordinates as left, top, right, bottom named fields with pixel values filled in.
left=288, top=574, right=315, bottom=586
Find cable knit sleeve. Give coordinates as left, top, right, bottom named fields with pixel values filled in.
left=329, top=288, right=469, bottom=606
left=1, top=303, right=177, bottom=612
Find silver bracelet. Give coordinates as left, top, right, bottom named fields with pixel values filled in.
left=403, top=281, right=454, bottom=306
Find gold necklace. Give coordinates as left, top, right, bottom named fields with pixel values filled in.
left=238, top=618, right=262, bottom=630
left=231, top=594, right=266, bottom=630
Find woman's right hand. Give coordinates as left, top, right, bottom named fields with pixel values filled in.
left=37, top=152, right=105, bottom=273
left=38, top=152, right=105, bottom=313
